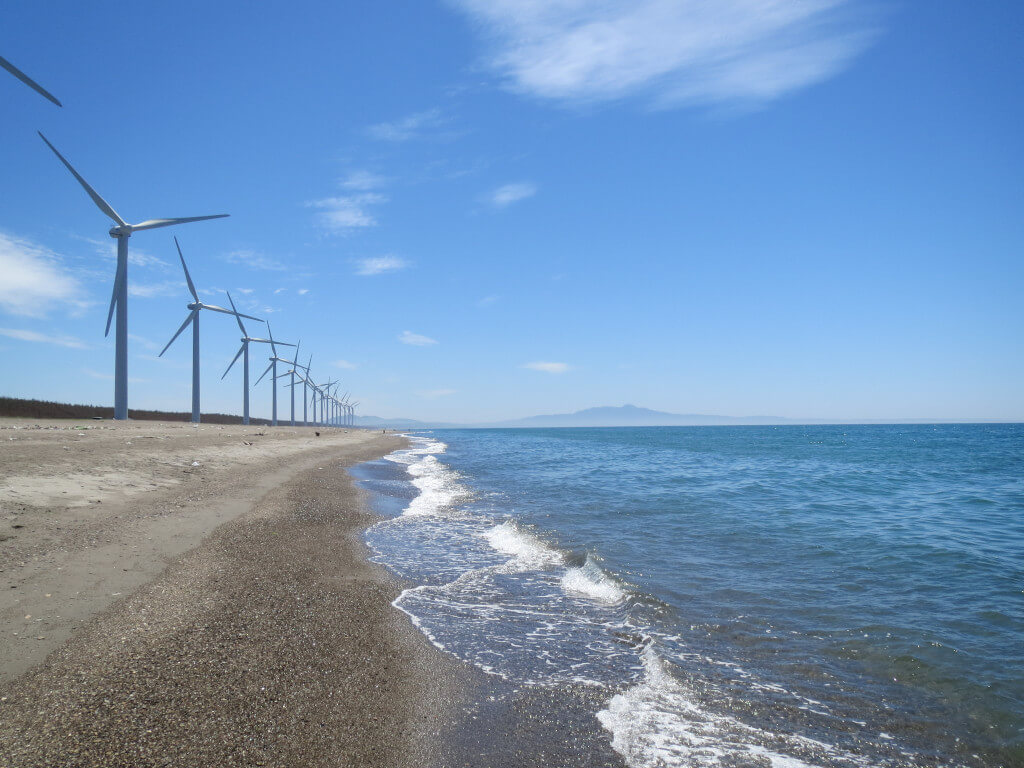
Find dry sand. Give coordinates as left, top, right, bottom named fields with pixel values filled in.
left=0, top=419, right=468, bottom=767
left=0, top=418, right=625, bottom=767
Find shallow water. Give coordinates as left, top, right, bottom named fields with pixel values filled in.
left=353, top=425, right=1024, bottom=768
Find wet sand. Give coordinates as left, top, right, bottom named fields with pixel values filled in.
left=0, top=418, right=624, bottom=767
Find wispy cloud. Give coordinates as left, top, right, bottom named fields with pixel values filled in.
left=297, top=288, right=310, bottom=295
left=224, top=250, right=288, bottom=271
left=333, top=359, right=358, bottom=370
left=418, top=388, right=457, bottom=398
left=340, top=170, right=388, bottom=190
left=129, top=280, right=181, bottom=299
left=523, top=361, right=570, bottom=374
left=128, top=333, right=159, bottom=351
left=355, top=255, right=409, bottom=276
left=82, top=236, right=170, bottom=270
left=449, top=0, right=875, bottom=109
left=0, top=232, right=85, bottom=317
left=366, top=109, right=447, bottom=142
left=0, top=327, right=89, bottom=349
left=399, top=330, right=438, bottom=346
left=476, top=295, right=499, bottom=307
left=492, top=182, right=537, bottom=208
left=307, top=193, right=387, bottom=232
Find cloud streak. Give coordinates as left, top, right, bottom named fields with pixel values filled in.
left=0, top=232, right=85, bottom=317
left=366, top=109, right=447, bottom=142
left=399, top=330, right=438, bottom=346
left=0, top=327, right=89, bottom=349
left=355, top=255, right=409, bottom=276
left=449, top=0, right=874, bottom=108
left=523, top=361, right=570, bottom=374
left=492, top=182, right=537, bottom=208
left=308, top=193, right=387, bottom=232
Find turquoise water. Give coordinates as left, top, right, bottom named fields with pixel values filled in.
left=355, top=424, right=1024, bottom=767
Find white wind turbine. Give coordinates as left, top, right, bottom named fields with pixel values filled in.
left=254, top=324, right=296, bottom=426
left=1, top=54, right=62, bottom=106
left=159, top=237, right=261, bottom=423
left=222, top=292, right=276, bottom=425
left=38, top=132, right=228, bottom=420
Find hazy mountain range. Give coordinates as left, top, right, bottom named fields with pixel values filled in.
left=355, top=404, right=1013, bottom=430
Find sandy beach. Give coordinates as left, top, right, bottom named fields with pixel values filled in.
left=0, top=419, right=625, bottom=768
left=0, top=420, right=464, bottom=766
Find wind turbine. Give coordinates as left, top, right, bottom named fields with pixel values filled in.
left=254, top=324, right=296, bottom=426
left=38, top=132, right=228, bottom=420
left=319, top=379, right=337, bottom=427
left=282, top=340, right=302, bottom=426
left=348, top=401, right=359, bottom=428
left=299, top=354, right=313, bottom=426
left=1, top=54, right=62, bottom=106
left=159, top=238, right=261, bottom=423
left=222, top=292, right=276, bottom=425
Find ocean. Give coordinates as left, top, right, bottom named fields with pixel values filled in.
left=351, top=424, right=1023, bottom=767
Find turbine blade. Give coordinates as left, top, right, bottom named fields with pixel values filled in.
left=226, top=291, right=247, bottom=336
left=0, top=55, right=62, bottom=106
left=174, top=237, right=199, bottom=301
left=38, top=132, right=126, bottom=226
left=159, top=310, right=196, bottom=357
left=267, top=323, right=277, bottom=356
left=104, top=257, right=126, bottom=337
left=129, top=214, right=229, bottom=232
left=255, top=362, right=274, bottom=386
left=201, top=303, right=261, bottom=321
left=223, top=344, right=244, bottom=379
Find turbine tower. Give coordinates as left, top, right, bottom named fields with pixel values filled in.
left=222, top=292, right=276, bottom=425
left=159, top=238, right=261, bottom=423
left=39, top=132, right=228, bottom=420
left=1, top=54, right=62, bottom=105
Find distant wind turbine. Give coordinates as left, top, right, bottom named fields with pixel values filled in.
left=159, top=238, right=261, bottom=423
left=222, top=291, right=276, bottom=425
left=38, top=132, right=228, bottom=420
left=1, top=54, right=62, bottom=106
left=254, top=324, right=296, bottom=426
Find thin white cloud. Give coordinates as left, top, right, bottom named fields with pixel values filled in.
left=307, top=193, right=387, bottom=232
left=333, top=359, right=358, bottom=370
left=224, top=250, right=288, bottom=271
left=366, top=109, right=446, bottom=142
left=82, top=236, right=170, bottom=271
left=129, top=280, right=181, bottom=299
left=523, top=361, right=570, bottom=374
left=0, top=327, right=89, bottom=349
left=297, top=288, right=310, bottom=295
left=0, top=233, right=85, bottom=317
left=449, top=0, right=874, bottom=108
left=127, top=333, right=159, bottom=351
left=418, top=388, right=457, bottom=398
left=274, top=287, right=287, bottom=295
left=476, top=295, right=499, bottom=307
left=399, top=330, right=438, bottom=347
left=492, top=182, right=537, bottom=208
left=355, top=255, right=409, bottom=276
left=237, top=287, right=255, bottom=295
left=340, top=170, right=388, bottom=190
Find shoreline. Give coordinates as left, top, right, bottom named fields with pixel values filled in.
left=0, top=419, right=472, bottom=766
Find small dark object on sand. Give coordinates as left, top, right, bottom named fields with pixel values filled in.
left=315, top=431, right=321, bottom=437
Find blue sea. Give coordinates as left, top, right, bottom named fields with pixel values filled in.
left=352, top=425, right=1024, bottom=767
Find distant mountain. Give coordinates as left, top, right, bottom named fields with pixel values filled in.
left=487, top=404, right=797, bottom=428
left=356, top=404, right=800, bottom=430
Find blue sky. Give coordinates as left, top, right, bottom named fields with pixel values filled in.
left=1, top=1, right=1021, bottom=422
